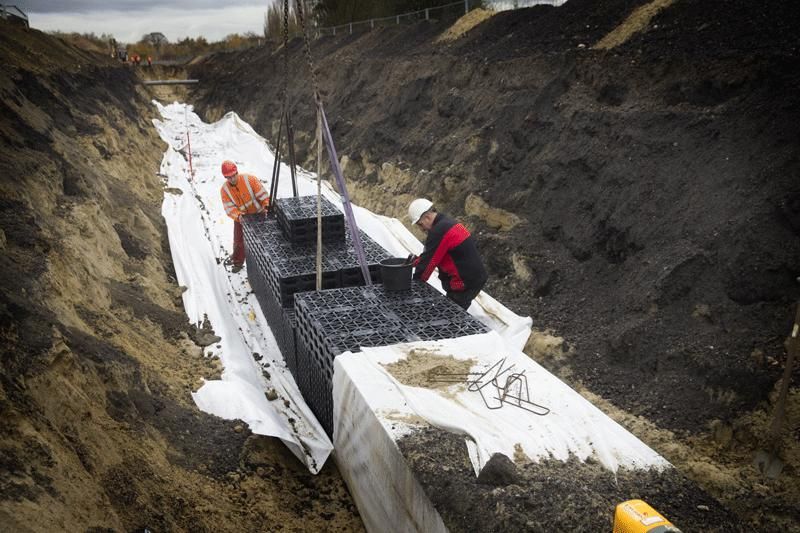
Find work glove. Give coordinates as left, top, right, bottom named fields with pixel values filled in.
left=405, top=253, right=418, bottom=265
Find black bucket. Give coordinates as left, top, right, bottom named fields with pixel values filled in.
left=380, top=257, right=412, bottom=291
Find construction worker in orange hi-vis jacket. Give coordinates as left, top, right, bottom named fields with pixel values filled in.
left=219, top=160, right=270, bottom=273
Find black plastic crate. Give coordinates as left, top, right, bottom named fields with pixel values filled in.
left=295, top=336, right=314, bottom=402
left=284, top=224, right=346, bottom=245
left=274, top=196, right=345, bottom=245
left=243, top=210, right=392, bottom=308
left=281, top=308, right=298, bottom=377
left=305, top=348, right=334, bottom=436
left=339, top=264, right=383, bottom=287
left=292, top=283, right=491, bottom=437
left=275, top=195, right=341, bottom=219
left=315, top=283, right=483, bottom=329
left=293, top=283, right=489, bottom=363
left=277, top=271, right=340, bottom=307
left=326, top=328, right=411, bottom=359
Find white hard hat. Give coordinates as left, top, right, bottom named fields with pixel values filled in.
left=408, top=198, right=433, bottom=224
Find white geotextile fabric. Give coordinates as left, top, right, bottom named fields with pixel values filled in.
left=155, top=105, right=331, bottom=473
left=153, top=102, right=533, bottom=473
left=332, top=332, right=671, bottom=525
left=334, top=376, right=448, bottom=533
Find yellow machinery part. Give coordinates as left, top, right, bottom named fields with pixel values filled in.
left=613, top=499, right=681, bottom=533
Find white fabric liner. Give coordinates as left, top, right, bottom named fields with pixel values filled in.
left=153, top=102, right=533, bottom=473
left=333, top=333, right=670, bottom=531
left=334, top=370, right=448, bottom=533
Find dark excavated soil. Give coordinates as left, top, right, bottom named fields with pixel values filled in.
left=1, top=20, right=364, bottom=532
left=187, top=2, right=800, bottom=529
left=398, top=426, right=745, bottom=532
left=190, top=0, right=800, bottom=434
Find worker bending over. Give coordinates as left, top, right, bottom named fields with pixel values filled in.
left=408, top=198, right=488, bottom=310
left=219, top=160, right=270, bottom=273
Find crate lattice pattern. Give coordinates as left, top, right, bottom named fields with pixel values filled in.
left=241, top=205, right=489, bottom=437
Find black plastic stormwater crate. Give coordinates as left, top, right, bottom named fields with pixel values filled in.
left=281, top=308, right=298, bottom=376
left=269, top=256, right=341, bottom=307
left=242, top=216, right=286, bottom=248
left=293, top=282, right=490, bottom=436
left=241, top=212, right=395, bottom=399
left=264, top=243, right=386, bottom=307
left=242, top=212, right=391, bottom=308
left=296, top=336, right=334, bottom=435
left=274, top=196, right=345, bottom=244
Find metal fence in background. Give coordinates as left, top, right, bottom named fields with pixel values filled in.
left=487, top=0, right=567, bottom=11
left=315, top=0, right=567, bottom=38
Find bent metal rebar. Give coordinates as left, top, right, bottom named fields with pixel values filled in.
left=430, top=357, right=550, bottom=415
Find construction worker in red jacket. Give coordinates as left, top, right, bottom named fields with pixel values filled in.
left=408, top=198, right=488, bottom=310
left=220, top=160, right=270, bottom=273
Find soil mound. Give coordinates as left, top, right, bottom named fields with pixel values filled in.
left=625, top=0, right=800, bottom=57
left=399, top=426, right=741, bottom=532
left=455, top=0, right=652, bottom=57
left=0, top=21, right=362, bottom=531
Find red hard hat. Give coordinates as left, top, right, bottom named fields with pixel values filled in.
left=221, top=160, right=238, bottom=177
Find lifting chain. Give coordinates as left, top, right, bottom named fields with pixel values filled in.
left=295, top=0, right=321, bottom=105
left=293, top=0, right=370, bottom=288
left=293, top=0, right=325, bottom=289
left=282, top=0, right=290, bottom=103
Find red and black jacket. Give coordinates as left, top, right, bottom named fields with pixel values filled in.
left=413, top=213, right=488, bottom=293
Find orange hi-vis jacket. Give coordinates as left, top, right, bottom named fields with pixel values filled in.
left=220, top=174, right=270, bottom=222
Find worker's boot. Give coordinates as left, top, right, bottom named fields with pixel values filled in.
left=231, top=264, right=244, bottom=273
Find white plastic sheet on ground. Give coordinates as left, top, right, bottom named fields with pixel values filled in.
left=333, top=332, right=671, bottom=531
left=153, top=102, right=533, bottom=473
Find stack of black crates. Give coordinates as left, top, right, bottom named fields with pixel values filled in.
left=294, top=283, right=489, bottom=434
left=274, top=195, right=346, bottom=244
left=243, top=196, right=388, bottom=378
left=243, top=195, right=490, bottom=437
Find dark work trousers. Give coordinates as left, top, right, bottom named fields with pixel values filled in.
left=232, top=219, right=245, bottom=266
left=447, top=286, right=482, bottom=310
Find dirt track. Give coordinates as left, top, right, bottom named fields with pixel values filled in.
left=1, top=1, right=799, bottom=531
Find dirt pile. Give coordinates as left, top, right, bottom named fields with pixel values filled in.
left=0, top=22, right=362, bottom=531
left=399, top=426, right=738, bottom=532
left=188, top=1, right=800, bottom=529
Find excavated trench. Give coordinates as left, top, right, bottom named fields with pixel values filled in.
left=1, top=0, right=800, bottom=530
left=187, top=0, right=800, bottom=529
left=0, top=22, right=362, bottom=532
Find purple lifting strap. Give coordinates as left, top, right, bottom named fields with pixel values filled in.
left=318, top=105, right=372, bottom=286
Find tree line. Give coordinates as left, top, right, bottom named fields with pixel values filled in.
left=50, top=31, right=264, bottom=61
left=263, top=0, right=476, bottom=40
left=52, top=1, right=470, bottom=58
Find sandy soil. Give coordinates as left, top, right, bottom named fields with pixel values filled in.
left=0, top=21, right=363, bottom=532
left=382, top=348, right=475, bottom=390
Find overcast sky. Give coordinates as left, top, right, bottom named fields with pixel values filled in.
left=18, top=0, right=271, bottom=43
